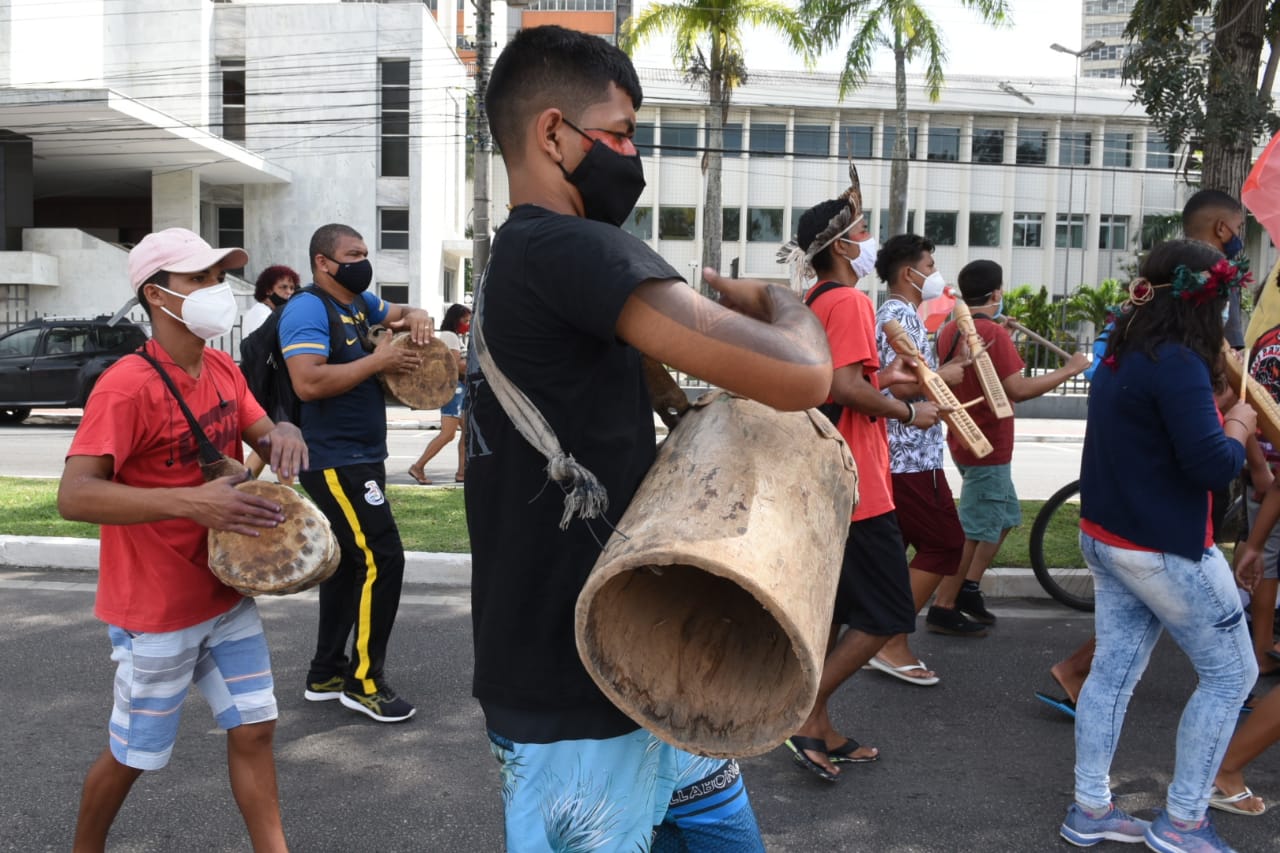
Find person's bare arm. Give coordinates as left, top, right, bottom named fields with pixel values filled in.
left=831, top=365, right=942, bottom=428
left=615, top=272, right=831, bottom=411
left=241, top=417, right=307, bottom=484
left=1002, top=352, right=1090, bottom=402
left=382, top=303, right=434, bottom=345
left=58, top=455, right=284, bottom=536
left=286, top=332, right=422, bottom=402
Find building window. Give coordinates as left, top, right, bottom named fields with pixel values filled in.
left=883, top=126, right=918, bottom=159
left=721, top=123, right=743, bottom=155
left=969, top=213, right=1002, bottom=247
left=443, top=269, right=455, bottom=303
left=1016, top=129, right=1048, bottom=165
left=380, top=60, right=410, bottom=177
left=927, top=127, right=960, bottom=162
left=1060, top=130, right=1092, bottom=166
left=658, top=206, right=696, bottom=240
left=1056, top=213, right=1087, bottom=249
left=749, top=124, right=786, bottom=158
left=1103, top=132, right=1133, bottom=168
left=660, top=123, right=697, bottom=157
left=623, top=206, right=652, bottom=240
left=793, top=124, right=830, bottom=158
left=878, top=209, right=916, bottom=243
left=723, top=207, right=741, bottom=241
left=1013, top=212, right=1043, bottom=248
left=380, top=208, right=409, bottom=250
left=1099, top=214, right=1129, bottom=250
left=380, top=284, right=409, bottom=304
left=747, top=208, right=783, bottom=242
left=1146, top=133, right=1176, bottom=170
left=839, top=125, right=874, bottom=159
left=972, top=128, right=1005, bottom=164
left=924, top=211, right=958, bottom=246
left=218, top=207, right=245, bottom=275
left=1084, top=0, right=1135, bottom=14
left=220, top=59, right=245, bottom=144
left=634, top=122, right=655, bottom=156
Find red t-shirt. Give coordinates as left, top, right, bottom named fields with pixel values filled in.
left=805, top=282, right=894, bottom=522
left=936, top=316, right=1023, bottom=466
left=68, top=341, right=266, bottom=633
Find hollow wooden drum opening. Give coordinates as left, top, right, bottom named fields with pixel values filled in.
left=575, top=391, right=858, bottom=758
left=579, top=562, right=810, bottom=756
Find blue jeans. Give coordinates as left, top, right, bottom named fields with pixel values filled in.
left=1074, top=533, right=1256, bottom=822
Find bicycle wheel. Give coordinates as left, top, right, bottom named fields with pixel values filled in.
left=1029, top=479, right=1094, bottom=612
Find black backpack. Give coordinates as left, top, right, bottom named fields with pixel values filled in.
left=239, top=284, right=345, bottom=424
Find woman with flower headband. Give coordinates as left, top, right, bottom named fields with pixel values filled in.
left=1058, top=238, right=1257, bottom=853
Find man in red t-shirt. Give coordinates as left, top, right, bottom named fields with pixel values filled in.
left=784, top=197, right=942, bottom=782
left=59, top=228, right=306, bottom=851
left=934, top=260, right=1088, bottom=626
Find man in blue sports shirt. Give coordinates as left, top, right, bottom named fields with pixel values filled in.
left=278, top=222, right=431, bottom=724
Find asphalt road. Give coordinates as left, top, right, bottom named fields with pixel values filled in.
left=5, top=570, right=1279, bottom=852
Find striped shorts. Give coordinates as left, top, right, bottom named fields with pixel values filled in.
left=106, top=598, right=277, bottom=770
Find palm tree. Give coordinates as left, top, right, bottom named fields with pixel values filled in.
left=621, top=0, right=812, bottom=277
left=1064, top=279, right=1127, bottom=331
left=803, top=0, right=1010, bottom=235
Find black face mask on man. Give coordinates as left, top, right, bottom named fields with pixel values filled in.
left=558, top=119, right=646, bottom=228
left=323, top=256, right=374, bottom=293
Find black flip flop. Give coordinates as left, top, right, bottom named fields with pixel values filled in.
left=1035, top=691, right=1077, bottom=720
left=828, top=739, right=878, bottom=764
left=784, top=736, right=839, bottom=782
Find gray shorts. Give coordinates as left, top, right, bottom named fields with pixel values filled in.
left=1247, top=492, right=1280, bottom=581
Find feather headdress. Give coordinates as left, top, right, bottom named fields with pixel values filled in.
left=777, top=157, right=865, bottom=293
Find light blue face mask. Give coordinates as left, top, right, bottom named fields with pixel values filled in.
left=991, top=296, right=1004, bottom=320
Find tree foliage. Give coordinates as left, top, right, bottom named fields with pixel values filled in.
left=1064, top=280, right=1128, bottom=329
left=1123, top=0, right=1280, bottom=191
left=621, top=0, right=813, bottom=275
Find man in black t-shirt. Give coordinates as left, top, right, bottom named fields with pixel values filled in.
left=468, top=26, right=835, bottom=852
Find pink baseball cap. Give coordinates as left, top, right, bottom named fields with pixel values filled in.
left=128, top=228, right=249, bottom=289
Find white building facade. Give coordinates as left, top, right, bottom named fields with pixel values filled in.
left=489, top=67, right=1273, bottom=302
left=0, top=0, right=471, bottom=327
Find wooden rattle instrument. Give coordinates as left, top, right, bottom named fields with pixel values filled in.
left=950, top=290, right=1013, bottom=419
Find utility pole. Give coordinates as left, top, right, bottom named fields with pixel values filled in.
left=471, top=0, right=493, bottom=292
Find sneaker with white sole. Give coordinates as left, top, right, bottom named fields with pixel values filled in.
left=1144, top=809, right=1239, bottom=853
left=1059, top=803, right=1149, bottom=847
left=340, top=684, right=416, bottom=723
left=303, top=675, right=346, bottom=702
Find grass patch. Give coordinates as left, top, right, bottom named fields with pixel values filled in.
left=1, top=477, right=470, bottom=554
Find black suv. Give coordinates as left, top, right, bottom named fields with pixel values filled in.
left=0, top=316, right=149, bottom=423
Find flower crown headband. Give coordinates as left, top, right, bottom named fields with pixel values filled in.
left=1124, top=257, right=1252, bottom=310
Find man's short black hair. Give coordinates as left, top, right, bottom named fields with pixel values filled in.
left=135, top=270, right=169, bottom=318
left=1182, top=189, right=1243, bottom=231
left=957, top=259, right=1003, bottom=305
left=487, top=25, right=643, bottom=166
left=797, top=199, right=849, bottom=274
left=309, top=223, right=363, bottom=271
left=875, top=233, right=935, bottom=285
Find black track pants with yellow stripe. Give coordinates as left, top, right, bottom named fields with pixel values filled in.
left=300, top=462, right=405, bottom=695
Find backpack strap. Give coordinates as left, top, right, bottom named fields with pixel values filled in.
left=804, top=281, right=845, bottom=308
left=133, top=347, right=224, bottom=467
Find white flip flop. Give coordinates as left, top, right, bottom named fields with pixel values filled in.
left=867, top=655, right=940, bottom=686
left=1209, top=787, right=1267, bottom=816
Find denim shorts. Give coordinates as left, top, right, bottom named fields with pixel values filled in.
left=440, top=384, right=464, bottom=418
left=106, top=598, right=277, bottom=770
left=488, top=728, right=763, bottom=852
left=956, top=462, right=1021, bottom=542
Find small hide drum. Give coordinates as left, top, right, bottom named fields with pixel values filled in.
left=208, top=481, right=341, bottom=596
left=575, top=390, right=858, bottom=758
left=371, top=327, right=458, bottom=410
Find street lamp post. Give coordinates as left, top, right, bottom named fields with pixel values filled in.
left=1049, top=40, right=1104, bottom=296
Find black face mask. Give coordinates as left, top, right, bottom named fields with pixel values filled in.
left=323, top=256, right=373, bottom=293
left=267, top=292, right=289, bottom=308
left=559, top=119, right=646, bottom=227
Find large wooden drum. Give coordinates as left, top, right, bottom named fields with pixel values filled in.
left=208, top=480, right=341, bottom=596
left=575, top=390, right=858, bottom=758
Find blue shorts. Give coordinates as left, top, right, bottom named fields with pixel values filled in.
left=488, top=728, right=763, bottom=852
left=106, top=598, right=277, bottom=770
left=956, top=462, right=1021, bottom=543
left=441, top=385, right=464, bottom=418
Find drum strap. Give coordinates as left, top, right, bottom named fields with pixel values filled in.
left=134, top=348, right=226, bottom=468
left=471, top=267, right=609, bottom=530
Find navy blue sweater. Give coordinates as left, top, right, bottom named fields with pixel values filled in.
left=1080, top=342, right=1244, bottom=561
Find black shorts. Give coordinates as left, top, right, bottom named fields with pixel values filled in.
left=833, top=511, right=916, bottom=636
